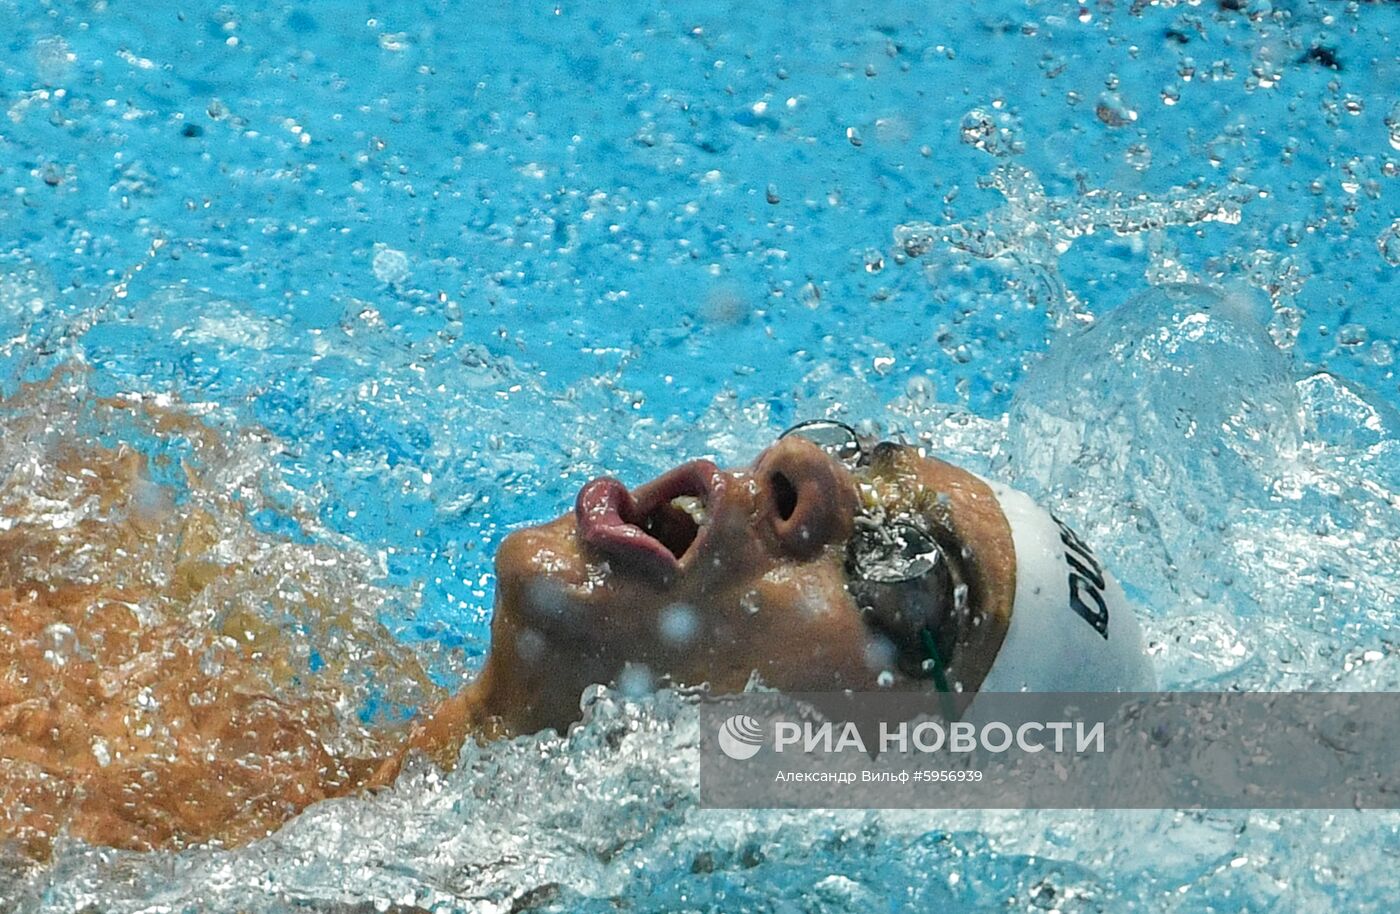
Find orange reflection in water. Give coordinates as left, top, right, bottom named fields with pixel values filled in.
left=0, top=368, right=442, bottom=857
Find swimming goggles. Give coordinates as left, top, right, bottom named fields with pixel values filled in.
left=778, top=420, right=960, bottom=697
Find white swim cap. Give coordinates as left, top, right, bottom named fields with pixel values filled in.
left=973, top=480, right=1156, bottom=694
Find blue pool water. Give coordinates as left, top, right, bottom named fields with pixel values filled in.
left=2, top=0, right=1398, bottom=911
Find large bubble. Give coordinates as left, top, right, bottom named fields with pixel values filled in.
left=1003, top=284, right=1301, bottom=609
left=1000, top=284, right=1398, bottom=691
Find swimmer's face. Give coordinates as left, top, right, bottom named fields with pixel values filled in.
left=482, top=434, right=1015, bottom=734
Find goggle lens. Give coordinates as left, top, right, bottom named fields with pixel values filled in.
left=778, top=419, right=866, bottom=469
left=779, top=421, right=958, bottom=692
left=849, top=520, right=941, bottom=584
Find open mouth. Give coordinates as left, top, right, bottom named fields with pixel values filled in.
left=575, top=460, right=718, bottom=578
left=644, top=492, right=708, bottom=560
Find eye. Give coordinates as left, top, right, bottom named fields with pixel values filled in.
left=769, top=471, right=798, bottom=521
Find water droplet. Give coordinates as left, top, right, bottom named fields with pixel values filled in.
left=1337, top=324, right=1368, bottom=347
left=33, top=36, right=74, bottom=85
left=617, top=662, right=655, bottom=698
left=1379, top=221, right=1400, bottom=267
left=904, top=375, right=936, bottom=405
left=372, top=245, right=411, bottom=285
left=1095, top=92, right=1137, bottom=127
left=659, top=603, right=699, bottom=646
left=876, top=670, right=894, bottom=688
left=1386, top=101, right=1400, bottom=151
left=42, top=623, right=76, bottom=667
left=91, top=737, right=112, bottom=768
left=199, top=646, right=224, bottom=677
left=515, top=627, right=546, bottom=664
left=959, top=107, right=1021, bottom=158
left=845, top=126, right=863, bottom=147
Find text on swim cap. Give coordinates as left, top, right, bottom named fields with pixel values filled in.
left=1052, top=515, right=1110, bottom=639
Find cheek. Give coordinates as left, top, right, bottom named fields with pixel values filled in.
left=755, top=564, right=855, bottom=625
left=732, top=567, right=884, bottom=678
left=498, top=524, right=586, bottom=584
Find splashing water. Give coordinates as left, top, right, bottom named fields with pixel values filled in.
left=0, top=365, right=440, bottom=862
left=8, top=246, right=1399, bottom=912
left=999, top=284, right=1400, bottom=691
left=2, top=0, right=1398, bottom=910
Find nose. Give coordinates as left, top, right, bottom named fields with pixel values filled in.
left=754, top=436, right=859, bottom=559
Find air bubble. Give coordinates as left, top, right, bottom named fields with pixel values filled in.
left=1386, top=101, right=1400, bottom=151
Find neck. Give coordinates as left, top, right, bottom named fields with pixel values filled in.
left=367, top=673, right=502, bottom=787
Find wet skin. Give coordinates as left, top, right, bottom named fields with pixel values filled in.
left=386, top=436, right=1017, bottom=775
left=1, top=429, right=1017, bottom=851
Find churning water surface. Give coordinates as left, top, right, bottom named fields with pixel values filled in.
left=1, top=1, right=1397, bottom=911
